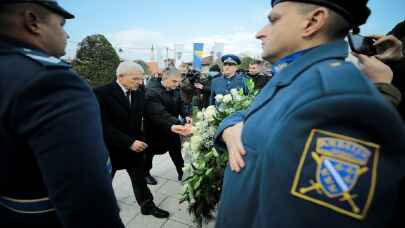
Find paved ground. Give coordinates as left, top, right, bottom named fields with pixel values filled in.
left=112, top=153, right=215, bottom=228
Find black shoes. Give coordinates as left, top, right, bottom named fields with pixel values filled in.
left=177, top=168, right=183, bottom=181
left=145, top=175, right=158, bottom=185
left=141, top=204, right=170, bottom=218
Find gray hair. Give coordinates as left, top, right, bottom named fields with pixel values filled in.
left=161, top=67, right=181, bottom=81
left=116, top=61, right=144, bottom=77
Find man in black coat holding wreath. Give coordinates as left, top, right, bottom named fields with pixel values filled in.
left=144, top=67, right=192, bottom=184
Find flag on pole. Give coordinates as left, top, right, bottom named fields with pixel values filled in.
left=193, top=43, right=204, bottom=70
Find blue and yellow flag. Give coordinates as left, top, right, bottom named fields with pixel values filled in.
left=193, top=43, right=204, bottom=70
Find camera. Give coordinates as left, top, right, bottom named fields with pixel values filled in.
left=348, top=32, right=377, bottom=56
left=182, top=69, right=202, bottom=85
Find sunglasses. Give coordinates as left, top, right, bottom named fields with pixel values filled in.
left=223, top=63, right=237, bottom=66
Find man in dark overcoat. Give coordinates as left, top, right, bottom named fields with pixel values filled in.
left=94, top=61, right=169, bottom=218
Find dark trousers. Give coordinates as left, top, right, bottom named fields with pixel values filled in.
left=145, top=145, right=184, bottom=176
left=111, top=166, right=153, bottom=208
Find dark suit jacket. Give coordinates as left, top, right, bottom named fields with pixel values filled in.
left=146, top=77, right=162, bottom=89
left=247, top=73, right=271, bottom=90
left=94, top=82, right=146, bottom=169
left=144, top=85, right=187, bottom=154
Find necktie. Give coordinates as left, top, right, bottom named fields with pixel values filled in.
left=126, top=90, right=132, bottom=105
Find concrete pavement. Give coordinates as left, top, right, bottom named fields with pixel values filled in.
left=112, top=153, right=216, bottom=228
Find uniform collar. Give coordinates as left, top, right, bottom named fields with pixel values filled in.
left=222, top=73, right=240, bottom=80
left=244, top=40, right=349, bottom=119
left=208, top=71, right=220, bottom=78
left=270, top=40, right=348, bottom=87
left=272, top=46, right=317, bottom=76
left=0, top=36, right=46, bottom=54
left=248, top=73, right=265, bottom=77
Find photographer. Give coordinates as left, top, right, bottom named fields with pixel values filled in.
left=352, top=22, right=404, bottom=108
left=181, top=65, right=222, bottom=110
left=387, top=21, right=405, bottom=114
left=180, top=69, right=202, bottom=111
left=351, top=26, right=405, bottom=228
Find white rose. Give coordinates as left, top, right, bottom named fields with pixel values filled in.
left=207, top=126, right=216, bottom=136
left=183, top=141, right=190, bottom=150
left=215, top=94, right=224, bottom=103
left=206, top=105, right=216, bottom=113
left=230, top=88, right=239, bottom=97
left=195, top=121, right=203, bottom=130
left=196, top=111, right=203, bottom=120
left=233, top=94, right=243, bottom=102
left=204, top=106, right=217, bottom=121
left=223, top=94, right=232, bottom=103
left=190, top=135, right=202, bottom=151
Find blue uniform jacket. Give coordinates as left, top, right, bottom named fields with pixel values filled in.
left=214, top=40, right=405, bottom=228
left=210, top=73, right=248, bottom=105
left=0, top=38, right=124, bottom=228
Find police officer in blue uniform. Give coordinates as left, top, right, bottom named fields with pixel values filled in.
left=0, top=1, right=124, bottom=227
left=214, top=0, right=405, bottom=228
left=210, top=54, right=249, bottom=105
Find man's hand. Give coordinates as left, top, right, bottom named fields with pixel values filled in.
left=171, top=124, right=193, bottom=136
left=222, top=122, right=246, bottom=173
left=186, top=117, right=193, bottom=125
left=130, top=140, right=148, bottom=153
left=183, top=124, right=193, bottom=136
left=171, top=125, right=186, bottom=134
left=370, top=35, right=404, bottom=61
left=194, top=83, right=204, bottom=90
left=353, top=52, right=394, bottom=84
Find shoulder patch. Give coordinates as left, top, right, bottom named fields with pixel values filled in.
left=291, top=129, right=379, bottom=220
left=17, top=48, right=71, bottom=68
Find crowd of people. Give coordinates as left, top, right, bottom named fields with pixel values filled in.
left=0, top=0, right=404, bottom=228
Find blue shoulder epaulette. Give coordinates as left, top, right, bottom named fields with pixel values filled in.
left=16, top=48, right=71, bottom=68
left=317, top=59, right=371, bottom=95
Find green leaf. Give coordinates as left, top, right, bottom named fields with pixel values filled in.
left=205, top=168, right=213, bottom=176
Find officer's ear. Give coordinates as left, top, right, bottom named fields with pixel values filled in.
left=301, top=7, right=329, bottom=39
left=22, top=9, right=42, bottom=35
left=21, top=5, right=51, bottom=36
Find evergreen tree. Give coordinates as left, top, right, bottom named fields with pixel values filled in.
left=72, top=34, right=120, bottom=87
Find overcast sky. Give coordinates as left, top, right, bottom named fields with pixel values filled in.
left=61, top=0, right=405, bottom=62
